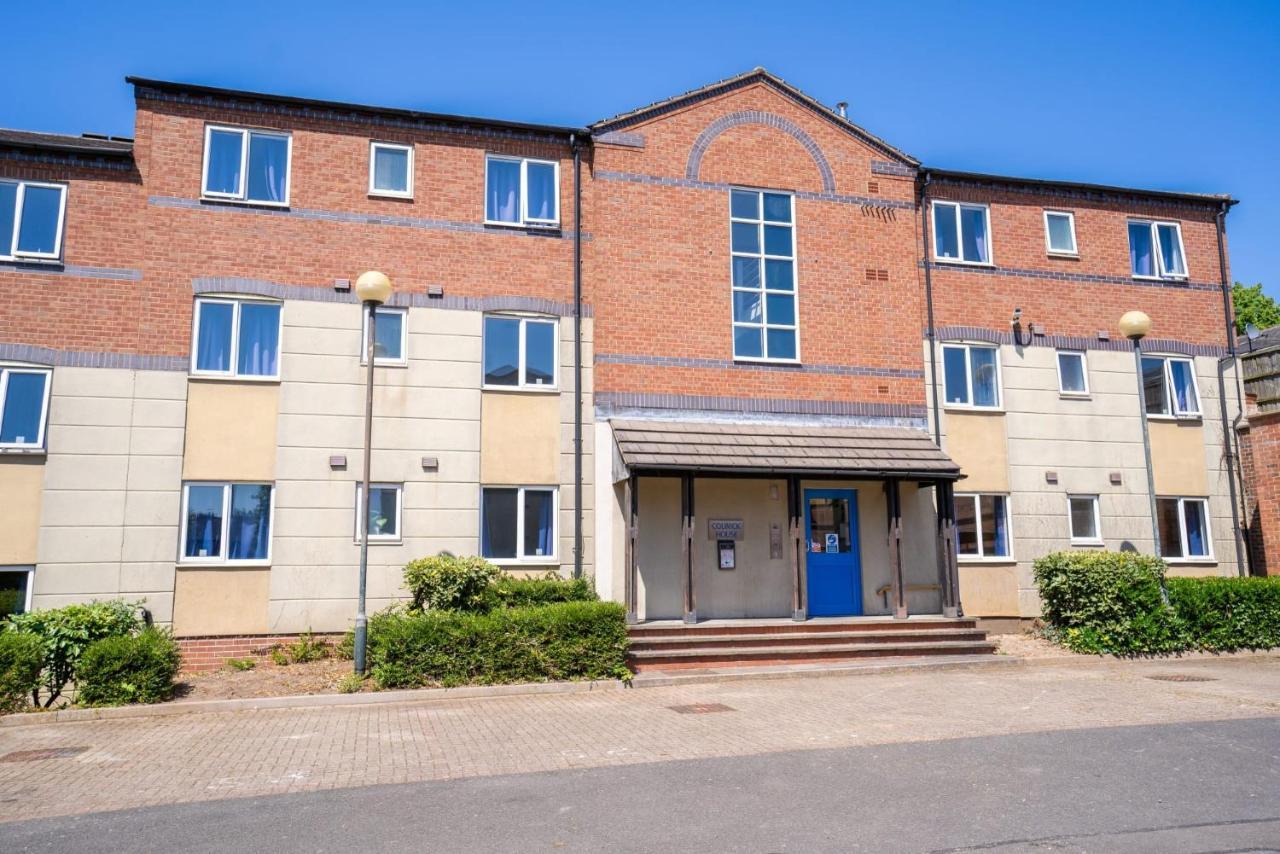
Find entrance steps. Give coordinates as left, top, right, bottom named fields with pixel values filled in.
left=627, top=617, right=996, bottom=672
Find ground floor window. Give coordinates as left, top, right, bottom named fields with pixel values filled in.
left=181, top=483, right=274, bottom=563
left=356, top=483, right=403, bottom=542
left=955, top=493, right=1011, bottom=558
left=481, top=486, right=556, bottom=561
left=0, top=566, right=33, bottom=618
left=1158, top=497, right=1212, bottom=559
left=1068, top=495, right=1102, bottom=545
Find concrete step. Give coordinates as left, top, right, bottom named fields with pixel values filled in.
left=630, top=628, right=990, bottom=652
left=629, top=639, right=999, bottom=672
left=628, top=619, right=979, bottom=638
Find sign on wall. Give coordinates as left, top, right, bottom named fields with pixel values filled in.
left=707, top=518, right=744, bottom=541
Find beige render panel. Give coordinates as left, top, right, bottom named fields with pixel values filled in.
left=957, top=563, right=1020, bottom=617
left=172, top=568, right=270, bottom=636
left=183, top=380, right=279, bottom=481
left=635, top=476, right=683, bottom=620
left=943, top=412, right=1009, bottom=492
left=0, top=459, right=43, bottom=564
left=480, top=392, right=559, bottom=485
left=1149, top=420, right=1209, bottom=496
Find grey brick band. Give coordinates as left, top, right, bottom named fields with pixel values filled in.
left=595, top=391, right=927, bottom=420
left=871, top=160, right=917, bottom=177
left=924, top=260, right=1221, bottom=293
left=0, top=148, right=134, bottom=171
left=596, top=170, right=911, bottom=211
left=594, top=131, right=645, bottom=148
left=933, top=325, right=1228, bottom=358
left=686, top=111, right=837, bottom=193
left=0, top=342, right=187, bottom=371
left=149, top=196, right=588, bottom=242
left=596, top=352, right=922, bottom=379
left=0, top=261, right=142, bottom=281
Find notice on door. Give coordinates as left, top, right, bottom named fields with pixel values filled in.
left=825, top=532, right=839, bottom=554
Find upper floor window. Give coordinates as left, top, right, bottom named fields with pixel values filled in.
left=481, top=486, right=557, bottom=562
left=369, top=142, right=413, bottom=198
left=361, top=306, right=407, bottom=365
left=0, top=366, right=51, bottom=449
left=203, top=125, right=291, bottom=205
left=192, top=298, right=282, bottom=380
left=1128, top=220, right=1186, bottom=279
left=0, top=180, right=66, bottom=261
left=181, top=482, right=273, bottom=563
left=942, top=344, right=1000, bottom=409
left=1044, top=210, right=1077, bottom=255
left=1056, top=350, right=1089, bottom=396
left=1158, top=497, right=1211, bottom=560
left=956, top=493, right=1011, bottom=559
left=483, top=315, right=557, bottom=389
left=1142, top=355, right=1200, bottom=417
left=932, top=201, right=991, bottom=265
left=730, top=188, right=797, bottom=361
left=356, top=482, right=402, bottom=542
left=485, top=155, right=558, bottom=226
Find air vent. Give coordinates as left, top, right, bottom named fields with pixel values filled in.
left=867, top=180, right=880, bottom=194
left=865, top=268, right=889, bottom=282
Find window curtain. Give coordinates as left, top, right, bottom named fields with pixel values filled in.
left=373, top=147, right=408, bottom=193
left=943, top=348, right=969, bottom=404
left=1142, top=357, right=1168, bottom=414
left=486, top=160, right=520, bottom=223
left=184, top=486, right=224, bottom=558
left=970, top=348, right=998, bottom=407
left=1129, top=223, right=1154, bottom=276
left=196, top=302, right=233, bottom=372
left=934, top=205, right=959, bottom=259
left=247, top=134, right=288, bottom=203
left=228, top=485, right=271, bottom=560
left=481, top=489, right=517, bottom=558
left=0, top=372, right=47, bottom=444
left=205, top=131, right=243, bottom=195
left=1169, top=360, right=1198, bottom=412
left=526, top=162, right=555, bottom=221
left=523, top=490, right=554, bottom=557
left=237, top=303, right=280, bottom=376
left=1184, top=501, right=1207, bottom=556
left=1157, top=225, right=1185, bottom=275
left=960, top=207, right=988, bottom=263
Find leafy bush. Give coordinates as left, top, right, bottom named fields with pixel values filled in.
left=226, top=657, right=257, bottom=671
left=367, top=600, right=629, bottom=689
left=487, top=574, right=597, bottom=610
left=1033, top=551, right=1184, bottom=655
left=403, top=554, right=500, bottom=612
left=6, top=599, right=142, bottom=707
left=0, top=632, right=44, bottom=714
left=270, top=647, right=290, bottom=666
left=75, top=628, right=181, bottom=707
left=287, top=631, right=330, bottom=663
left=1167, top=576, right=1280, bottom=651
left=337, top=673, right=365, bottom=694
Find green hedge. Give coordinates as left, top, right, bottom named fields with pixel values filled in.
left=6, top=599, right=143, bottom=707
left=0, top=632, right=44, bottom=714
left=1167, top=576, right=1280, bottom=652
left=367, top=600, right=629, bottom=689
left=76, top=628, right=182, bottom=707
left=487, top=574, right=598, bottom=609
left=1034, top=551, right=1280, bottom=655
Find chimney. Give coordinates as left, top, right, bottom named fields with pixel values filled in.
left=836, top=102, right=848, bottom=119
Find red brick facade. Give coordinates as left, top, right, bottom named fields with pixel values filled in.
left=1240, top=402, right=1280, bottom=576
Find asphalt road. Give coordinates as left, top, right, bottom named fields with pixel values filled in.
left=2, top=717, right=1277, bottom=853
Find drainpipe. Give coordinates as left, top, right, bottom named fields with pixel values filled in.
left=1214, top=201, right=1249, bottom=576
left=571, top=133, right=584, bottom=579
left=919, top=171, right=942, bottom=445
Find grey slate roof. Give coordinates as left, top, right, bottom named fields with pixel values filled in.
left=0, top=128, right=133, bottom=157
left=612, top=419, right=961, bottom=479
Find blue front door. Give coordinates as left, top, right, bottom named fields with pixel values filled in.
left=804, top=489, right=862, bottom=617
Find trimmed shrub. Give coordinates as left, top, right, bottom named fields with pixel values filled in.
left=1032, top=551, right=1184, bottom=655
left=6, top=599, right=142, bottom=707
left=487, top=574, right=598, bottom=610
left=0, top=632, right=44, bottom=714
left=1167, top=576, right=1280, bottom=651
left=76, top=628, right=181, bottom=707
left=367, top=600, right=629, bottom=689
left=403, top=554, right=500, bottom=612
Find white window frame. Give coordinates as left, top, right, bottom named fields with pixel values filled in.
left=1144, top=355, right=1202, bottom=419
left=0, top=365, right=52, bottom=450
left=729, top=187, right=801, bottom=364
left=484, top=155, right=560, bottom=227
left=201, top=124, right=292, bottom=207
left=1056, top=350, right=1090, bottom=397
left=955, top=493, right=1014, bottom=561
left=1128, top=219, right=1188, bottom=280
left=355, top=482, right=404, bottom=543
left=0, top=179, right=68, bottom=261
left=178, top=482, right=275, bottom=566
left=941, top=343, right=1003, bottom=410
left=360, top=305, right=409, bottom=366
left=0, top=565, right=35, bottom=615
left=481, top=315, right=559, bottom=391
left=1067, top=495, right=1103, bottom=546
left=1043, top=210, right=1078, bottom=256
left=368, top=141, right=414, bottom=199
left=480, top=485, right=559, bottom=564
left=931, top=201, right=994, bottom=266
left=190, top=297, right=283, bottom=381
left=1159, top=496, right=1214, bottom=562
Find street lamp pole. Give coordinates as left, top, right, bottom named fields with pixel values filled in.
left=1120, top=310, right=1161, bottom=557
left=354, top=271, right=392, bottom=675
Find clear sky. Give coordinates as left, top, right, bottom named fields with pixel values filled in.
left=5, top=0, right=1276, bottom=297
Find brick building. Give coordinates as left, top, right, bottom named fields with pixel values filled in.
left=1240, top=325, right=1280, bottom=575
left=0, top=69, right=1248, bottom=653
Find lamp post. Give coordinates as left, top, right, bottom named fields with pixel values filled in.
left=354, top=270, right=392, bottom=675
left=1120, top=310, right=1161, bottom=557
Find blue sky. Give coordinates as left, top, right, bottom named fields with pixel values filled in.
left=6, top=1, right=1277, bottom=297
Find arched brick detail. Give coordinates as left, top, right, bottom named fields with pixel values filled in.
left=686, top=111, right=836, bottom=193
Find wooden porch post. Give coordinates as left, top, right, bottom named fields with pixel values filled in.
left=624, top=475, right=638, bottom=625
left=681, top=473, right=697, bottom=624
left=937, top=480, right=962, bottom=618
left=788, top=474, right=804, bottom=621
left=886, top=478, right=908, bottom=619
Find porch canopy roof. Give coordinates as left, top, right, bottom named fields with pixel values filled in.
left=613, top=419, right=962, bottom=480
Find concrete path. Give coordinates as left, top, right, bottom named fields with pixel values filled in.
left=0, top=654, right=1276, bottom=832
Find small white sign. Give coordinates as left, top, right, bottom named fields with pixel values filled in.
left=825, top=532, right=839, bottom=554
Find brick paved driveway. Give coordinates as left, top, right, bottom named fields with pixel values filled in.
left=1, top=655, right=1277, bottom=822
